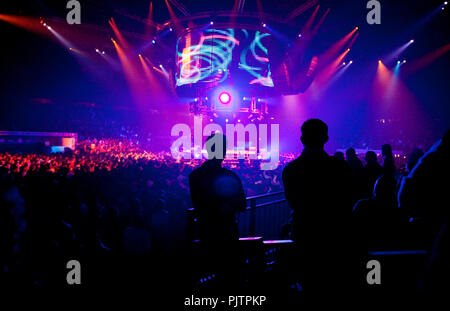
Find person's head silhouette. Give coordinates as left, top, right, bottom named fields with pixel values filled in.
left=300, top=119, right=328, bottom=149
left=373, top=175, right=397, bottom=207
left=205, top=132, right=227, bottom=161
left=381, top=144, right=393, bottom=158
left=346, top=148, right=357, bottom=160
left=364, top=151, right=378, bottom=164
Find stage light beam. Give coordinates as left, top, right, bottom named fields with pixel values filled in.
left=311, top=8, right=330, bottom=36
left=109, top=18, right=132, bottom=51
left=318, top=27, right=358, bottom=66
left=301, top=5, right=320, bottom=35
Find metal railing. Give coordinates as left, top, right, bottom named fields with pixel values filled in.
left=187, top=191, right=291, bottom=242
left=238, top=191, right=291, bottom=240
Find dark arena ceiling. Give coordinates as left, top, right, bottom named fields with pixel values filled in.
left=1, top=0, right=449, bottom=125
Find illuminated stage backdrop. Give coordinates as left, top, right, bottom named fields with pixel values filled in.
left=176, top=28, right=274, bottom=88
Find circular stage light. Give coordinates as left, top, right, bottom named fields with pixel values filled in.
left=219, top=92, right=231, bottom=104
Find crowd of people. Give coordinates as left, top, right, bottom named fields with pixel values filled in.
left=0, top=137, right=288, bottom=286
left=0, top=121, right=448, bottom=294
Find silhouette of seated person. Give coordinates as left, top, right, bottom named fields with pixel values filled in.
left=353, top=174, right=404, bottom=249
left=381, top=144, right=396, bottom=176
left=363, top=151, right=383, bottom=197
left=406, top=148, right=424, bottom=174
left=189, top=132, right=246, bottom=255
left=346, top=148, right=366, bottom=201
left=396, top=148, right=424, bottom=207
left=346, top=148, right=364, bottom=171
left=282, top=119, right=355, bottom=291
left=398, top=131, right=450, bottom=291
left=398, top=130, right=450, bottom=245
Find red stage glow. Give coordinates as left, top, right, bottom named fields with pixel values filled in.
left=403, top=44, right=450, bottom=76
left=302, top=4, right=320, bottom=35
left=312, top=8, right=330, bottom=36
left=164, top=0, right=182, bottom=34
left=145, top=2, right=154, bottom=38
left=219, top=92, right=231, bottom=104
left=0, top=14, right=49, bottom=37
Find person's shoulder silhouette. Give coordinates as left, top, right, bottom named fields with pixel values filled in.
left=189, top=133, right=246, bottom=243
left=382, top=144, right=396, bottom=175
left=282, top=119, right=353, bottom=220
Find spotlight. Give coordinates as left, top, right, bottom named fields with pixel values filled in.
left=225, top=118, right=229, bottom=123
left=262, top=23, right=266, bottom=27
left=152, top=39, right=156, bottom=44
left=237, top=119, right=241, bottom=123
left=298, top=34, right=302, bottom=38
left=169, top=28, right=173, bottom=31
left=138, top=54, right=142, bottom=57
left=102, top=51, right=105, bottom=55
left=159, top=64, right=163, bottom=68
left=43, top=23, right=47, bottom=27
left=219, top=92, right=231, bottom=104
left=210, top=21, right=214, bottom=25
left=95, top=49, right=100, bottom=53
left=402, top=59, right=406, bottom=63
left=210, top=118, right=213, bottom=122
left=378, top=60, right=382, bottom=63
left=397, top=60, right=401, bottom=64
left=47, top=26, right=51, bottom=30
left=355, top=27, right=359, bottom=30
left=445, top=1, right=448, bottom=5
left=410, top=39, right=414, bottom=43
left=347, top=48, right=351, bottom=51
left=342, top=62, right=346, bottom=65
left=349, top=60, right=353, bottom=64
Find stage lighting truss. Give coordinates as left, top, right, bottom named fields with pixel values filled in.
left=188, top=95, right=269, bottom=122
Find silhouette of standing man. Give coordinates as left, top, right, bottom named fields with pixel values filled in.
left=189, top=133, right=246, bottom=285
left=282, top=119, right=355, bottom=291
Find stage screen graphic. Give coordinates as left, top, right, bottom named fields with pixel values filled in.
left=176, top=28, right=274, bottom=88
